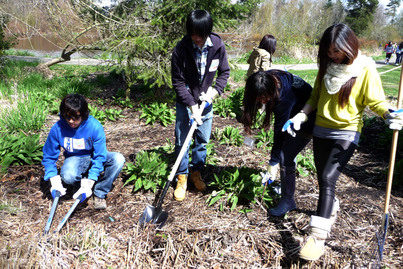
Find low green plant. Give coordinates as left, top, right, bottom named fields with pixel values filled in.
left=296, top=149, right=316, bottom=177
left=112, top=96, right=133, bottom=108
left=105, top=108, right=125, bottom=121
left=89, top=104, right=107, bottom=124
left=0, top=98, right=48, bottom=133
left=213, top=126, right=243, bottom=146
left=139, top=102, right=175, bottom=126
left=205, top=141, right=218, bottom=165
left=123, top=149, right=170, bottom=193
left=214, top=87, right=243, bottom=119
left=206, top=167, right=271, bottom=211
left=254, top=128, right=274, bottom=150
left=0, top=133, right=43, bottom=174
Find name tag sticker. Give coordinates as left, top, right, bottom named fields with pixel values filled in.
left=209, top=59, right=219, bottom=72
left=73, top=138, right=86, bottom=150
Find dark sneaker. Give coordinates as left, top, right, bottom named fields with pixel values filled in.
left=94, top=196, right=107, bottom=210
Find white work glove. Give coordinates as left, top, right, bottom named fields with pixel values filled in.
left=385, top=109, right=403, bottom=130
left=73, top=178, right=95, bottom=202
left=190, top=104, right=203, bottom=125
left=260, top=163, right=279, bottom=185
left=200, top=87, right=218, bottom=105
left=282, top=112, right=308, bottom=137
left=50, top=175, right=67, bottom=198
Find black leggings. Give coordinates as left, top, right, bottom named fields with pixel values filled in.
left=313, top=137, right=357, bottom=218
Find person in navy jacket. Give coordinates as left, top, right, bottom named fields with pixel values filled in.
left=242, top=70, right=315, bottom=217
left=171, top=10, right=230, bottom=201
left=42, top=94, right=125, bottom=209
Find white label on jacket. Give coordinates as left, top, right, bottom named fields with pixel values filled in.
left=73, top=138, right=86, bottom=150
left=64, top=137, right=85, bottom=152
left=209, top=59, right=219, bottom=72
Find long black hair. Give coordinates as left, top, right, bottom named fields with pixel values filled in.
left=241, top=71, right=281, bottom=134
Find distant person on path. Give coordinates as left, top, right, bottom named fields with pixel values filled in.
left=241, top=70, right=315, bottom=217
left=395, top=42, right=403, bottom=65
left=42, top=94, right=125, bottom=210
left=246, top=35, right=277, bottom=77
left=171, top=10, right=230, bottom=201
left=283, top=24, right=403, bottom=261
left=384, top=41, right=394, bottom=64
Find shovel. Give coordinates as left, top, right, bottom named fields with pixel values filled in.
left=139, top=101, right=208, bottom=228
left=372, top=65, right=403, bottom=267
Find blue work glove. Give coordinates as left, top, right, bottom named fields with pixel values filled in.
left=50, top=175, right=67, bottom=198
left=200, top=87, right=218, bottom=105
left=73, top=178, right=95, bottom=202
left=282, top=112, right=308, bottom=137
left=385, top=109, right=403, bottom=130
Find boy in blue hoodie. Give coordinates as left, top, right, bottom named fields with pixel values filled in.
left=42, top=94, right=125, bottom=209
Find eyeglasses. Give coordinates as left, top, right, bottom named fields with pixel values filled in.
left=64, top=113, right=81, bottom=121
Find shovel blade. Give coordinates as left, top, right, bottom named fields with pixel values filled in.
left=139, top=205, right=168, bottom=228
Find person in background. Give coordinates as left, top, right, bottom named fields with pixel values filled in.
left=384, top=41, right=394, bottom=64
left=284, top=23, right=403, bottom=261
left=242, top=70, right=315, bottom=217
left=171, top=10, right=230, bottom=201
left=395, top=42, right=403, bottom=65
left=42, top=94, right=125, bottom=210
left=246, top=35, right=277, bottom=78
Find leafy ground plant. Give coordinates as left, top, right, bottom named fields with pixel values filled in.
left=139, top=102, right=175, bottom=126
left=296, top=149, right=316, bottom=177
left=206, top=167, right=269, bottom=211
left=123, top=147, right=171, bottom=193
left=0, top=133, right=43, bottom=174
left=213, top=126, right=243, bottom=146
left=254, top=128, right=274, bottom=150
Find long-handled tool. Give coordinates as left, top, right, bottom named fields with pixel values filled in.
left=139, top=101, right=208, bottom=228
left=43, top=190, right=61, bottom=235
left=373, top=65, right=403, bottom=266
left=54, top=193, right=85, bottom=233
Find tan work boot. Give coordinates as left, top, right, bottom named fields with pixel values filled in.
left=189, top=170, right=206, bottom=191
left=174, top=174, right=187, bottom=201
left=299, top=215, right=332, bottom=261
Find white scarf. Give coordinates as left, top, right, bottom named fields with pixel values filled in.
left=324, top=51, right=375, bottom=95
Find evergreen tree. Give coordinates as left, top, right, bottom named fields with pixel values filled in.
left=345, top=0, right=379, bottom=35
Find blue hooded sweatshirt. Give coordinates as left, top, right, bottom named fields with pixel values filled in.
left=42, top=115, right=107, bottom=181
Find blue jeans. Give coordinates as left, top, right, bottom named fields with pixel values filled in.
left=175, top=102, right=213, bottom=175
left=60, top=152, right=125, bottom=199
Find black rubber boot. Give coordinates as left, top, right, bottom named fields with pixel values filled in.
left=269, top=166, right=296, bottom=216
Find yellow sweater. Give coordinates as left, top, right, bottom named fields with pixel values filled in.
left=307, top=64, right=389, bottom=133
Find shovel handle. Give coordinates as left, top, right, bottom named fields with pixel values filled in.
left=384, top=65, right=403, bottom=214
left=43, top=191, right=60, bottom=235
left=166, top=101, right=208, bottom=184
